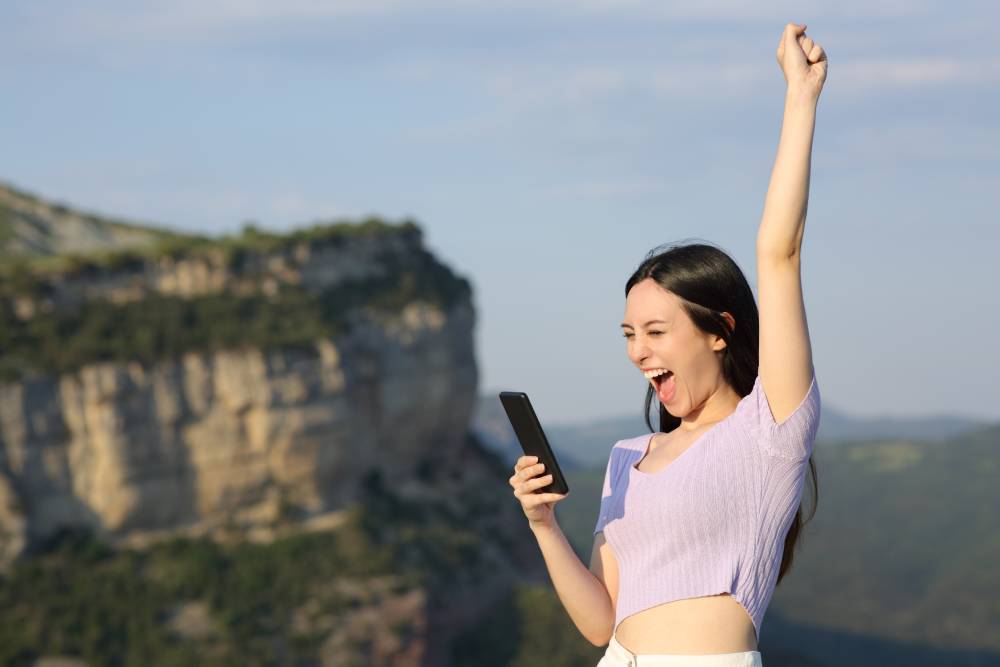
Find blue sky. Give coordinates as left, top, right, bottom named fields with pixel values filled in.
left=2, top=1, right=998, bottom=424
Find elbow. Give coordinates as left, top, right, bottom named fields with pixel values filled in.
left=585, top=603, right=615, bottom=647
left=756, top=238, right=801, bottom=260
left=589, top=631, right=612, bottom=648
left=757, top=244, right=802, bottom=266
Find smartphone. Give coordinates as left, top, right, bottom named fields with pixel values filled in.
left=498, top=391, right=568, bottom=495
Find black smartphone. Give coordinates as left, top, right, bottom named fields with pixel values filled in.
left=498, top=391, right=568, bottom=495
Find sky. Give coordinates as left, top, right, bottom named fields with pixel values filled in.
left=2, top=1, right=998, bottom=425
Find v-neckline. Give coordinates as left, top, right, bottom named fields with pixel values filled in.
left=630, top=415, right=732, bottom=477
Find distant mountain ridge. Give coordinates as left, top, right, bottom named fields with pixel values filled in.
left=0, top=181, right=184, bottom=260
left=473, top=391, right=996, bottom=470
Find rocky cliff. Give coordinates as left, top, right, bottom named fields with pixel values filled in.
left=0, top=189, right=481, bottom=567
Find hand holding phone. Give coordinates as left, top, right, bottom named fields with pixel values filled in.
left=510, top=454, right=566, bottom=527
left=500, top=391, right=569, bottom=525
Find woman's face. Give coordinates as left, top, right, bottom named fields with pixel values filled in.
left=622, top=278, right=727, bottom=417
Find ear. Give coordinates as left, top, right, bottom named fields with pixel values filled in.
left=711, top=312, right=736, bottom=352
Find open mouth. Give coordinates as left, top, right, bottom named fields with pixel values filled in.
left=654, top=371, right=673, bottom=392
left=643, top=369, right=673, bottom=391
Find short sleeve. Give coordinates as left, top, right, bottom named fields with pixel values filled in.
left=593, top=446, right=618, bottom=536
left=750, top=373, right=821, bottom=460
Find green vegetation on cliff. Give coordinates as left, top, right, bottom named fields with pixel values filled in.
left=0, top=210, right=422, bottom=279
left=0, top=220, right=471, bottom=382
left=0, top=468, right=501, bottom=667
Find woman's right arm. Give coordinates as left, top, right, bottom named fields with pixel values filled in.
left=530, top=522, right=617, bottom=646
left=511, top=454, right=617, bottom=646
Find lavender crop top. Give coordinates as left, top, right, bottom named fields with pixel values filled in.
left=593, top=372, right=821, bottom=642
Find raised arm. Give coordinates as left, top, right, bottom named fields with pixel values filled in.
left=756, top=23, right=827, bottom=424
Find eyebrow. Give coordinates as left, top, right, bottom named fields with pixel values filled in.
left=620, top=320, right=668, bottom=329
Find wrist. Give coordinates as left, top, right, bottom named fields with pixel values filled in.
left=785, top=86, right=819, bottom=109
left=529, top=519, right=560, bottom=536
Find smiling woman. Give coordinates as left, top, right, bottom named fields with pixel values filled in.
left=621, top=249, right=755, bottom=435
left=509, top=21, right=828, bottom=667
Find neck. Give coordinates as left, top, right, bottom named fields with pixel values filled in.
left=676, top=381, right=741, bottom=432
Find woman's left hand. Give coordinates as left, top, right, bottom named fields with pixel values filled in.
left=776, top=22, right=828, bottom=100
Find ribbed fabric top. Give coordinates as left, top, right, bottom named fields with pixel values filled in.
left=593, top=372, right=821, bottom=643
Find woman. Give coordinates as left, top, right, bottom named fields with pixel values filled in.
left=509, top=22, right=828, bottom=666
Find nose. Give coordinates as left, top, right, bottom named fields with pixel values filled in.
left=628, top=337, right=651, bottom=367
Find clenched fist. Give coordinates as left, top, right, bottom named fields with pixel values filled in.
left=776, top=22, right=828, bottom=100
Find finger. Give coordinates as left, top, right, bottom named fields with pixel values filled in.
left=532, top=474, right=554, bottom=489
left=536, top=493, right=567, bottom=503
left=809, top=45, right=825, bottom=62
left=784, top=26, right=808, bottom=59
left=800, top=37, right=814, bottom=53
left=519, top=469, right=545, bottom=490
left=514, top=475, right=549, bottom=497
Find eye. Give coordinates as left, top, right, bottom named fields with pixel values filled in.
left=622, top=330, right=662, bottom=339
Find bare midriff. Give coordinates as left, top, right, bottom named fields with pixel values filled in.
left=613, top=594, right=758, bottom=654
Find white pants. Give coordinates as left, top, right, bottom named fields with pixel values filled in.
left=597, top=632, right=763, bottom=667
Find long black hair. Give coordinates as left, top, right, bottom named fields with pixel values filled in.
left=625, top=239, right=818, bottom=586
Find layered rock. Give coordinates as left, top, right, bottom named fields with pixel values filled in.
left=0, top=204, right=479, bottom=565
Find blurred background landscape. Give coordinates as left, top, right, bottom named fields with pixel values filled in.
left=2, top=1, right=999, bottom=666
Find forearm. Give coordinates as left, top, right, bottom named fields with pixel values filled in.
left=531, top=522, right=614, bottom=646
left=757, top=87, right=818, bottom=259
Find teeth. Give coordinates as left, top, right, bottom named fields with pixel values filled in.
left=643, top=368, right=671, bottom=379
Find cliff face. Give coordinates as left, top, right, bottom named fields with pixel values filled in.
left=0, top=200, right=479, bottom=565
